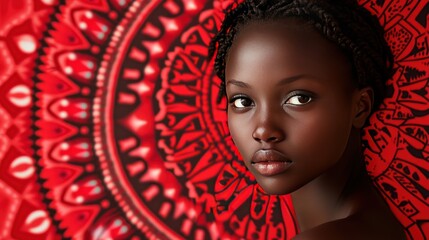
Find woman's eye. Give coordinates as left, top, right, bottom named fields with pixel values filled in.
left=285, top=94, right=312, bottom=106
left=231, top=97, right=253, bottom=108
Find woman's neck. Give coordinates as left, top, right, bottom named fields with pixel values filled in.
left=291, top=130, right=368, bottom=232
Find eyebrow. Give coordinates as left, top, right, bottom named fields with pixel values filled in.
left=226, top=80, right=250, bottom=88
left=226, top=74, right=311, bottom=88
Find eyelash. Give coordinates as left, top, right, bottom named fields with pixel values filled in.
left=228, top=91, right=313, bottom=110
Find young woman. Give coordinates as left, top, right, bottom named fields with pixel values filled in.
left=210, top=0, right=407, bottom=239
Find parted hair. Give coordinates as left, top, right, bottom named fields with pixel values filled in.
left=209, top=0, right=393, bottom=109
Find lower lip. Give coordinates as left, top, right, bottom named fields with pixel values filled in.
left=252, top=161, right=293, bottom=176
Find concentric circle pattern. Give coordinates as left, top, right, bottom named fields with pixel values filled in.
left=0, top=0, right=428, bottom=239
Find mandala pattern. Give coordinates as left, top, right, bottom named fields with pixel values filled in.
left=0, top=0, right=428, bottom=239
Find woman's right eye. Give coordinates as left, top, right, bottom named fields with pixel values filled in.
left=230, top=96, right=253, bottom=109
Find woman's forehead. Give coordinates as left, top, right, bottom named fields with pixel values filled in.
left=225, top=21, right=353, bottom=87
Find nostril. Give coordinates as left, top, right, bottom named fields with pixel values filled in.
left=253, top=136, right=261, bottom=142
left=267, top=136, right=279, bottom=142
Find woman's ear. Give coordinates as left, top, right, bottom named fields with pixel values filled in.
left=353, top=87, right=374, bottom=128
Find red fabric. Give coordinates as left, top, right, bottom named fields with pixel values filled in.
left=0, top=0, right=428, bottom=239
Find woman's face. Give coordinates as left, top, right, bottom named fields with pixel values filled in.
left=225, top=20, right=362, bottom=195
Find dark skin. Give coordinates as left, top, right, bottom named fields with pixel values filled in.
left=225, top=20, right=406, bottom=240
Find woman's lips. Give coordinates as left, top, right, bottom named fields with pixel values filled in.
left=251, top=149, right=293, bottom=176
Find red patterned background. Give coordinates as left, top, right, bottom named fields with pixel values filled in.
left=0, top=0, right=428, bottom=239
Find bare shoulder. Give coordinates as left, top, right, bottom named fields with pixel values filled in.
left=292, top=213, right=407, bottom=240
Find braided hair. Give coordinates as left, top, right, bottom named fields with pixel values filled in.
left=209, top=0, right=393, bottom=109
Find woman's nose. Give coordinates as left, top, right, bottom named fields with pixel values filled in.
left=252, top=115, right=285, bottom=143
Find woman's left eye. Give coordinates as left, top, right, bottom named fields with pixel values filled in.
left=285, top=94, right=312, bottom=106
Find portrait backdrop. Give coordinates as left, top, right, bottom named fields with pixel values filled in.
left=0, top=0, right=428, bottom=239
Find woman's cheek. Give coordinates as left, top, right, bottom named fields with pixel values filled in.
left=228, top=113, right=255, bottom=160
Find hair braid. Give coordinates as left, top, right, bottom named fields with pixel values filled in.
left=210, top=0, right=393, bottom=109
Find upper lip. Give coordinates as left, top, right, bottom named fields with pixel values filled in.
left=251, top=149, right=291, bottom=163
